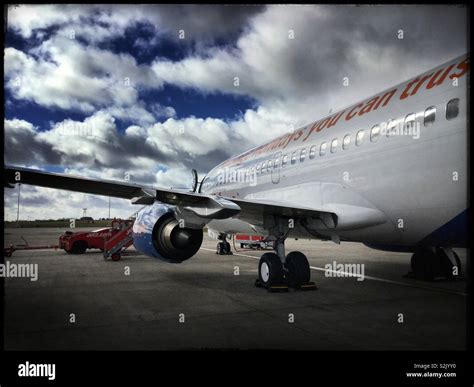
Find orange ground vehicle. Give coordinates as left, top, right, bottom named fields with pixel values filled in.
left=59, top=219, right=134, bottom=260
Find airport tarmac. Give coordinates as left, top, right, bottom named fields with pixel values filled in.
left=3, top=227, right=467, bottom=350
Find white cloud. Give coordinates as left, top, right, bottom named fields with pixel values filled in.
left=154, top=167, right=195, bottom=189
left=7, top=4, right=88, bottom=39
left=5, top=35, right=165, bottom=116
left=7, top=4, right=263, bottom=44
left=148, top=117, right=232, bottom=157
left=4, top=118, right=36, bottom=134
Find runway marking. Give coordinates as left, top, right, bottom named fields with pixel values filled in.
left=201, top=247, right=467, bottom=297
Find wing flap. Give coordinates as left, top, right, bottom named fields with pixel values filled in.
left=232, top=197, right=337, bottom=226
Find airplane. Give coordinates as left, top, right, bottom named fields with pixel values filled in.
left=4, top=53, right=469, bottom=289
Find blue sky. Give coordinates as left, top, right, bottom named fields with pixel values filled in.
left=3, top=4, right=467, bottom=220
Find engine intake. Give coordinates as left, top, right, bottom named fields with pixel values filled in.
left=153, top=214, right=203, bottom=262
left=132, top=202, right=203, bottom=263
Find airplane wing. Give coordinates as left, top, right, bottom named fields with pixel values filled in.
left=5, top=166, right=154, bottom=200
left=4, top=166, right=385, bottom=230
left=4, top=166, right=239, bottom=219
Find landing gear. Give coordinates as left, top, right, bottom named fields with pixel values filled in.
left=410, top=246, right=436, bottom=281
left=255, top=235, right=316, bottom=292
left=216, top=234, right=232, bottom=255
left=409, top=246, right=462, bottom=281
left=285, top=251, right=311, bottom=288
left=258, top=253, right=284, bottom=287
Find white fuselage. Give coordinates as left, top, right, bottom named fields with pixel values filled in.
left=201, top=54, right=469, bottom=248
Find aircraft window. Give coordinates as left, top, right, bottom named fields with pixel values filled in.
left=267, top=160, right=273, bottom=172
left=386, top=119, right=397, bottom=137
left=370, top=125, right=380, bottom=142
left=261, top=161, right=267, bottom=172
left=446, top=98, right=459, bottom=120
left=274, top=157, right=280, bottom=168
left=309, top=145, right=317, bottom=159
left=356, top=130, right=364, bottom=146
left=300, top=148, right=306, bottom=162
left=343, top=134, right=350, bottom=150
left=330, top=138, right=338, bottom=153
left=320, top=142, right=327, bottom=156
left=291, top=152, right=297, bottom=164
left=424, top=106, right=436, bottom=126
left=282, top=154, right=288, bottom=167
left=404, top=113, right=416, bottom=132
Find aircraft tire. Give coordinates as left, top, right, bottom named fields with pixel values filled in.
left=285, top=251, right=310, bottom=287
left=411, top=247, right=438, bottom=281
left=436, top=248, right=461, bottom=279
left=258, top=253, right=284, bottom=287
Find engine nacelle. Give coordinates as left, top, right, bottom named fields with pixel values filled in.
left=132, top=202, right=203, bottom=263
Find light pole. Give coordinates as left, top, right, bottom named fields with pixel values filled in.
left=108, top=197, right=111, bottom=219
left=16, top=183, right=21, bottom=224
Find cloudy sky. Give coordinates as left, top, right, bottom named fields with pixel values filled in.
left=4, top=4, right=468, bottom=220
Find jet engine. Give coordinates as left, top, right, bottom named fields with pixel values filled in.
left=132, top=202, right=203, bottom=263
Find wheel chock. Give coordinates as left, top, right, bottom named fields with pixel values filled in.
left=254, top=279, right=289, bottom=292
left=268, top=284, right=289, bottom=293
left=294, top=282, right=318, bottom=291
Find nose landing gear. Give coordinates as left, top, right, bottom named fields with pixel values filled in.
left=216, top=233, right=232, bottom=255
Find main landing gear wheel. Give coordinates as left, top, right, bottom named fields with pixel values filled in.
left=410, top=246, right=461, bottom=281
left=436, top=247, right=461, bottom=279
left=285, top=251, right=311, bottom=288
left=411, top=247, right=437, bottom=281
left=258, top=253, right=284, bottom=287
